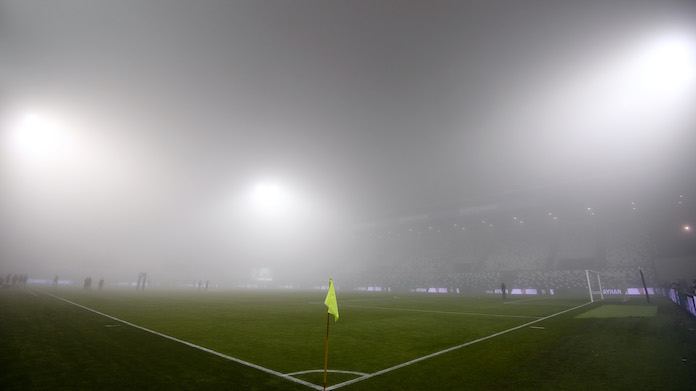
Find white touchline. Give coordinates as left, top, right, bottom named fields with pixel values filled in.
left=338, top=304, right=542, bottom=319
left=36, top=290, right=325, bottom=391
left=337, top=297, right=399, bottom=303
left=504, top=297, right=555, bottom=305
left=325, top=300, right=598, bottom=390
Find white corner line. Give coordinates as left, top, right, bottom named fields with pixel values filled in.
left=35, top=290, right=324, bottom=391
left=326, top=300, right=597, bottom=390
left=286, top=369, right=369, bottom=376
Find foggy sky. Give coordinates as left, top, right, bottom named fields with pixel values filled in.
left=1, top=0, right=695, bottom=284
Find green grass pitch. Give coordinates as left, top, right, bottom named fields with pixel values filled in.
left=1, top=288, right=695, bottom=390
left=575, top=304, right=658, bottom=318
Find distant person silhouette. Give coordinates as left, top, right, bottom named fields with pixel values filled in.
left=136, top=273, right=147, bottom=291
left=501, top=283, right=506, bottom=299
left=53, top=275, right=59, bottom=288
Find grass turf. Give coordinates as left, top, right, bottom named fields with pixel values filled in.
left=1, top=288, right=695, bottom=390
left=575, top=304, right=658, bottom=318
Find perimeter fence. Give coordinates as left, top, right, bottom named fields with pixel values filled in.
left=666, top=288, right=696, bottom=319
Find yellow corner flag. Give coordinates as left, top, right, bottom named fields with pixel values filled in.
left=324, top=278, right=339, bottom=321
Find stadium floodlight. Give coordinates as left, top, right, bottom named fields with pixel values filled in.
left=250, top=181, right=291, bottom=216
left=6, top=112, right=78, bottom=165
left=535, top=29, right=696, bottom=152
left=636, top=31, right=696, bottom=94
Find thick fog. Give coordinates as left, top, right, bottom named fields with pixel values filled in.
left=1, top=1, right=695, bottom=287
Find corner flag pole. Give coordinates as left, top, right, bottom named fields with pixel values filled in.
left=323, top=312, right=330, bottom=391
left=323, top=278, right=339, bottom=391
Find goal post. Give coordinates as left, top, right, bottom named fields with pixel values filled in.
left=585, top=269, right=604, bottom=302
left=585, top=269, right=629, bottom=302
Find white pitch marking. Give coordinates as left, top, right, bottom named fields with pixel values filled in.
left=339, top=297, right=399, bottom=303
left=529, top=326, right=545, bottom=329
left=326, top=300, right=597, bottom=390
left=307, top=296, right=397, bottom=306
left=338, top=304, right=542, bottom=319
left=504, top=297, right=555, bottom=305
left=286, top=369, right=369, bottom=376
left=36, top=290, right=324, bottom=391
